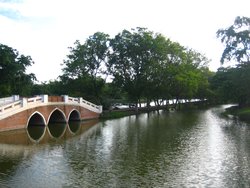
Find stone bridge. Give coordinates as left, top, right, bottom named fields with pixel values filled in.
left=0, top=95, right=102, bottom=132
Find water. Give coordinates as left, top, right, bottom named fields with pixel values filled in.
left=0, top=105, right=249, bottom=187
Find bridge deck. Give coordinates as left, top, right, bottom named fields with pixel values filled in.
left=0, top=95, right=102, bottom=120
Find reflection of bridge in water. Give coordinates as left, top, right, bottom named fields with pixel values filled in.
left=0, top=95, right=102, bottom=139
left=0, top=120, right=99, bottom=145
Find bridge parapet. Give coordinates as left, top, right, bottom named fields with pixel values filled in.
left=66, top=96, right=102, bottom=113
left=0, top=95, right=19, bottom=106
left=0, top=100, right=22, bottom=114
left=0, top=95, right=102, bottom=119
left=0, top=95, right=45, bottom=116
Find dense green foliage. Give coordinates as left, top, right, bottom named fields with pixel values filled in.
left=59, top=27, right=211, bottom=108
left=0, top=29, right=212, bottom=108
left=0, top=44, right=36, bottom=97
left=213, top=16, right=250, bottom=106
left=217, top=16, right=250, bottom=64
left=1, top=17, right=249, bottom=110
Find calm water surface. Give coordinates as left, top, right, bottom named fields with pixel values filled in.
left=0, top=105, right=249, bottom=187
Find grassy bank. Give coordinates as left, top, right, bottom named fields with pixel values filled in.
left=101, top=101, right=209, bottom=120
left=237, top=107, right=250, bottom=121
left=101, top=105, right=169, bottom=119
left=101, top=110, right=137, bottom=119
left=225, top=105, right=250, bottom=122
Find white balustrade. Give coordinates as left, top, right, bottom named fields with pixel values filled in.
left=63, top=95, right=69, bottom=103
left=0, top=95, right=19, bottom=106
left=0, top=100, right=22, bottom=114
left=0, top=95, right=44, bottom=115
left=67, top=96, right=102, bottom=113
left=22, top=98, right=27, bottom=107
left=0, top=94, right=102, bottom=117
left=42, top=95, right=48, bottom=103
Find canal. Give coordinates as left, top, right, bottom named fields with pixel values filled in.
left=0, top=105, right=249, bottom=187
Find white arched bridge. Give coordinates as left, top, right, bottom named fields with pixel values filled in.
left=0, top=95, right=102, bottom=132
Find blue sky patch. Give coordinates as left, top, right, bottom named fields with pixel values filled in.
left=0, top=0, right=22, bottom=3
left=0, top=8, right=22, bottom=20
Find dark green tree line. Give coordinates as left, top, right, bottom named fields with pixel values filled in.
left=61, top=27, right=211, bottom=108
left=61, top=32, right=110, bottom=103
left=0, top=44, right=36, bottom=97
left=1, top=28, right=214, bottom=109
left=212, top=16, right=250, bottom=106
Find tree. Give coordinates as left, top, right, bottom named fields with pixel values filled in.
left=0, top=44, right=36, bottom=97
left=217, top=16, right=250, bottom=64
left=165, top=47, right=210, bottom=107
left=60, top=28, right=211, bottom=108
left=62, top=32, right=110, bottom=103
left=108, top=28, right=211, bottom=107
left=216, top=16, right=250, bottom=106
left=142, top=34, right=173, bottom=106
left=109, top=28, right=155, bottom=106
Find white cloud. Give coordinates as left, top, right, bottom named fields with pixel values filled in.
left=1, top=0, right=250, bottom=81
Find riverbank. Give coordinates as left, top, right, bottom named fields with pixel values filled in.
left=101, top=101, right=209, bottom=119
left=225, top=105, right=250, bottom=122
left=100, top=105, right=168, bottom=119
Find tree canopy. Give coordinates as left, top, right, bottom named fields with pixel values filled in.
left=213, top=16, right=250, bottom=106
left=60, top=27, right=211, bottom=108
left=217, top=16, right=250, bottom=64
left=1, top=28, right=214, bottom=109
left=0, top=44, right=36, bottom=97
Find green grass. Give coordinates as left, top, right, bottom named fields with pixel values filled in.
left=237, top=107, right=250, bottom=121
left=225, top=106, right=250, bottom=122
left=101, top=111, right=134, bottom=119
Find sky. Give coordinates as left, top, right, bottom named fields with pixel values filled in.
left=0, top=0, right=250, bottom=82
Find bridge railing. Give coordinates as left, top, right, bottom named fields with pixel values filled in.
left=0, top=100, right=22, bottom=114
left=0, top=95, right=102, bottom=116
left=0, top=95, right=46, bottom=115
left=27, top=96, right=43, bottom=104
left=0, top=95, right=20, bottom=106
left=66, top=96, right=102, bottom=113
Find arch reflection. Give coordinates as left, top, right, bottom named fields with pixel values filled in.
left=27, top=112, right=46, bottom=142
left=68, top=110, right=81, bottom=122
left=0, top=120, right=99, bottom=145
left=68, top=121, right=81, bottom=134
left=47, top=109, right=67, bottom=138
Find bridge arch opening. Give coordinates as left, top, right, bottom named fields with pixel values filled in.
left=27, top=112, right=46, bottom=142
left=68, top=109, right=81, bottom=121
left=68, top=110, right=81, bottom=133
left=48, top=108, right=67, bottom=138
left=48, top=108, right=67, bottom=124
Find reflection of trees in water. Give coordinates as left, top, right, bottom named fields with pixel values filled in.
left=0, top=120, right=99, bottom=187
left=61, top=111, right=202, bottom=187
left=0, top=129, right=32, bottom=145
left=61, top=121, right=102, bottom=161
left=0, top=155, right=22, bottom=180
left=0, top=142, right=42, bottom=182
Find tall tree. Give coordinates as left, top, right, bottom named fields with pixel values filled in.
left=0, top=44, right=36, bottom=97
left=217, top=16, right=250, bottom=64
left=216, top=16, right=250, bottom=106
left=109, top=28, right=155, bottom=105
left=62, top=32, right=109, bottom=103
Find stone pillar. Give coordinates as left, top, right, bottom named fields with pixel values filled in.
left=99, top=105, right=103, bottom=113
left=12, top=95, right=19, bottom=102
left=79, top=97, right=83, bottom=104
left=42, top=95, right=48, bottom=103
left=63, top=95, right=69, bottom=103
left=22, top=98, right=27, bottom=107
